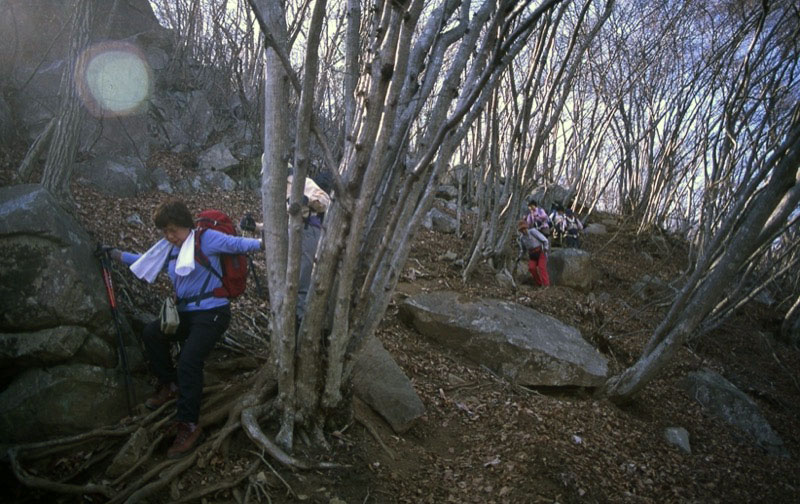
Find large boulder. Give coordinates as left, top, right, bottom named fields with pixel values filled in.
left=76, top=156, right=151, bottom=197
left=0, top=326, right=116, bottom=373
left=0, top=185, right=111, bottom=330
left=351, top=336, right=426, bottom=433
left=423, top=208, right=457, bottom=234
left=0, top=0, right=162, bottom=72
left=399, top=291, right=608, bottom=387
left=0, top=94, right=12, bottom=146
left=436, top=185, right=459, bottom=200
left=632, top=274, right=677, bottom=302
left=0, top=185, right=144, bottom=442
left=2, top=0, right=166, bottom=157
left=547, top=248, right=596, bottom=291
left=680, top=369, right=787, bottom=457
left=198, top=142, right=239, bottom=173
left=583, top=223, right=607, bottom=235
left=527, top=184, right=575, bottom=212
left=153, top=90, right=215, bottom=152
left=0, top=364, right=147, bottom=443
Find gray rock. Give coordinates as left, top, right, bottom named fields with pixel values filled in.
left=0, top=364, right=147, bottom=443
left=0, top=0, right=161, bottom=72
left=632, top=274, right=677, bottom=302
left=126, top=213, right=146, bottom=227
left=424, top=208, right=457, bottom=234
left=76, top=156, right=150, bottom=197
left=495, top=268, right=515, bottom=289
left=351, top=336, right=425, bottom=433
left=438, top=251, right=458, bottom=261
left=0, top=185, right=110, bottom=331
left=9, top=61, right=63, bottom=138
left=82, top=115, right=155, bottom=160
left=436, top=185, right=459, bottom=200
left=399, top=291, right=608, bottom=387
left=584, top=223, right=607, bottom=235
left=526, top=184, right=575, bottom=212
left=0, top=326, right=92, bottom=369
left=601, top=218, right=619, bottom=230
left=664, top=427, right=691, bottom=454
left=149, top=166, right=174, bottom=194
left=191, top=171, right=237, bottom=192
left=198, top=142, right=239, bottom=172
left=0, top=185, right=146, bottom=442
left=547, top=248, right=596, bottom=292
left=0, top=94, right=12, bottom=146
left=681, top=368, right=787, bottom=457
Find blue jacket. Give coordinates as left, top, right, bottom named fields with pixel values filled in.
left=121, top=229, right=261, bottom=311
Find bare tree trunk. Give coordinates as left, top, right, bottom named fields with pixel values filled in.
left=600, top=108, right=800, bottom=403
left=40, top=0, right=93, bottom=204
left=248, top=0, right=294, bottom=449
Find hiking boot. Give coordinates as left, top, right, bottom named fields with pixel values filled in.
left=167, top=422, right=203, bottom=459
left=145, top=382, right=178, bottom=410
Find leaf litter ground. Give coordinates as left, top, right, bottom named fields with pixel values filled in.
left=3, top=161, right=799, bottom=503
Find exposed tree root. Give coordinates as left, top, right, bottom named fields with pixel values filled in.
left=175, top=458, right=261, bottom=503
left=8, top=447, right=114, bottom=498
left=112, top=452, right=198, bottom=504
left=353, top=397, right=396, bottom=460
left=7, top=365, right=349, bottom=501
left=109, top=433, right=166, bottom=486
left=249, top=449, right=297, bottom=498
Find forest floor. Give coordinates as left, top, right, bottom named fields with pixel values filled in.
left=3, top=153, right=800, bottom=503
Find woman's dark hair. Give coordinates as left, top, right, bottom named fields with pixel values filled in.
left=153, top=198, right=194, bottom=229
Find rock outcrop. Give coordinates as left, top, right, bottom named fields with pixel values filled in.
left=0, top=185, right=145, bottom=442
left=399, top=291, right=608, bottom=387
left=681, top=368, right=787, bottom=457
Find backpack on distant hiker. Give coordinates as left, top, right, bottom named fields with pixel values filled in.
left=194, top=209, right=248, bottom=299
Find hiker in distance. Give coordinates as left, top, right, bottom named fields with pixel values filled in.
left=103, top=197, right=264, bottom=458
left=525, top=198, right=552, bottom=236
left=517, top=219, right=551, bottom=287
left=564, top=208, right=584, bottom=248
left=239, top=158, right=331, bottom=323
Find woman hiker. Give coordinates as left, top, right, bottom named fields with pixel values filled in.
left=517, top=219, right=550, bottom=287
left=105, top=198, right=264, bottom=458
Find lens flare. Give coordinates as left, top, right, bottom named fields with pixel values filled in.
left=76, top=41, right=152, bottom=117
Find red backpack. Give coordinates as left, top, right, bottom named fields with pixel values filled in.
left=194, top=209, right=248, bottom=298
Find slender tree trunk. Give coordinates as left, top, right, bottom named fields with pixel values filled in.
left=40, top=0, right=93, bottom=204
left=601, top=109, right=800, bottom=403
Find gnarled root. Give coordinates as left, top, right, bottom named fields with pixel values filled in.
left=8, top=447, right=114, bottom=498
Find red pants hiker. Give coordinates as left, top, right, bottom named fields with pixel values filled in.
left=528, top=252, right=550, bottom=287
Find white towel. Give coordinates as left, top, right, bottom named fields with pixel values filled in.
left=175, top=230, right=195, bottom=276
left=129, top=231, right=195, bottom=283
left=129, top=238, right=171, bottom=283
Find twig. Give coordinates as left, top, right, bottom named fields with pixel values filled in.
left=249, top=449, right=296, bottom=498
left=175, top=458, right=261, bottom=503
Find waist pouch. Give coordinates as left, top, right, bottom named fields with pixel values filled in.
left=160, top=296, right=179, bottom=334
left=529, top=246, right=542, bottom=260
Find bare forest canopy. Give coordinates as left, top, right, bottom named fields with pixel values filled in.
left=143, top=0, right=799, bottom=305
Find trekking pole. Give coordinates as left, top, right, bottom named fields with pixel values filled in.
left=95, top=245, right=135, bottom=416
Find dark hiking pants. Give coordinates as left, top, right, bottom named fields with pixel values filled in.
left=141, top=305, right=231, bottom=423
